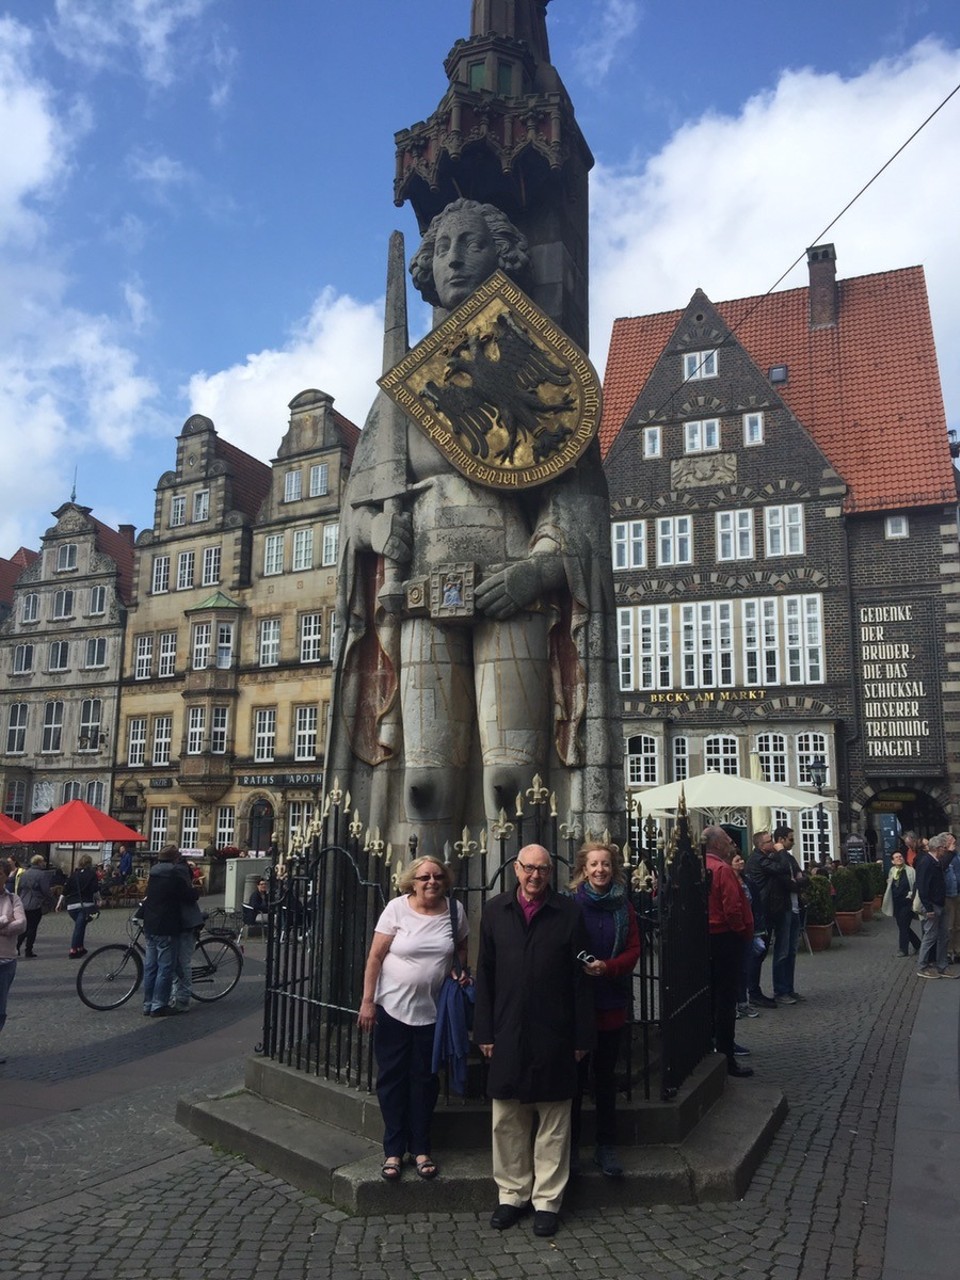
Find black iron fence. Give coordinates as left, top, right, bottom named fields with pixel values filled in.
left=258, top=782, right=711, bottom=1103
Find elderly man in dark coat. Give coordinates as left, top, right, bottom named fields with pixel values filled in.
left=142, top=844, right=199, bottom=1017
left=474, top=844, right=594, bottom=1239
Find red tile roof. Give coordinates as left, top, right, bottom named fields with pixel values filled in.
left=332, top=408, right=361, bottom=467
left=214, top=436, right=273, bottom=521
left=91, top=519, right=136, bottom=606
left=0, top=547, right=38, bottom=607
left=600, top=265, right=955, bottom=514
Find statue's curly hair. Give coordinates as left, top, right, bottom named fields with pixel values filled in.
left=409, top=198, right=530, bottom=306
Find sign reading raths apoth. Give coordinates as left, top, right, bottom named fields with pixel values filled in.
left=857, top=601, right=944, bottom=775
left=379, top=271, right=601, bottom=490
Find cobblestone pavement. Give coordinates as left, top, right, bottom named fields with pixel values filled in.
left=0, top=909, right=951, bottom=1280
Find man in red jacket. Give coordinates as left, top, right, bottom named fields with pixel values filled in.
left=705, top=826, right=755, bottom=1078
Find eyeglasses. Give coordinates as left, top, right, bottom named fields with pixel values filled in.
left=516, top=861, right=550, bottom=876
left=413, top=873, right=445, bottom=882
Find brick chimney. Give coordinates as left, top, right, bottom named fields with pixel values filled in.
left=118, top=524, right=136, bottom=545
left=807, top=243, right=838, bottom=328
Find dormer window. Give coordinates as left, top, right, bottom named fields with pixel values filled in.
left=769, top=364, right=788, bottom=384
left=682, top=350, right=718, bottom=381
left=56, top=544, right=77, bottom=572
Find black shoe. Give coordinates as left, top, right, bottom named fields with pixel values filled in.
left=733, top=1043, right=751, bottom=1056
left=593, top=1145, right=623, bottom=1177
left=533, top=1211, right=559, bottom=1237
left=749, top=994, right=778, bottom=1009
left=490, top=1203, right=528, bottom=1230
left=728, top=1060, right=754, bottom=1078
left=24, top=951, right=35, bottom=958
left=151, top=1006, right=176, bottom=1017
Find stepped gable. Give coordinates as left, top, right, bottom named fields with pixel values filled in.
left=601, top=264, right=955, bottom=514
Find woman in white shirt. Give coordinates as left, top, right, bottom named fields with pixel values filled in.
left=358, top=856, right=468, bottom=1181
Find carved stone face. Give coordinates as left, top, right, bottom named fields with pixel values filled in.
left=431, top=207, right=499, bottom=309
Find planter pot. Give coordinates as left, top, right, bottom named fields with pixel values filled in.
left=834, top=909, right=863, bottom=935
left=872, top=895, right=883, bottom=911
left=861, top=900, right=874, bottom=922
left=806, top=922, right=833, bottom=952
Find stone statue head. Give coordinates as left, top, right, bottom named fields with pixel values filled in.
left=410, top=198, right=530, bottom=308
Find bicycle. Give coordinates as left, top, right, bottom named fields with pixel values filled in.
left=76, top=910, right=243, bottom=1011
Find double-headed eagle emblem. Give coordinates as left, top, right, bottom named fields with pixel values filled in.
left=379, top=272, right=601, bottom=490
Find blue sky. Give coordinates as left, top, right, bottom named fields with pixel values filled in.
left=1, top=0, right=959, bottom=552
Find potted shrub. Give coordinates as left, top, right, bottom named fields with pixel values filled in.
left=851, top=863, right=876, bottom=920
left=868, top=860, right=885, bottom=909
left=804, top=874, right=835, bottom=951
left=832, top=866, right=864, bottom=934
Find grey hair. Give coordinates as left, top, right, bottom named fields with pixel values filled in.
left=928, top=832, right=953, bottom=853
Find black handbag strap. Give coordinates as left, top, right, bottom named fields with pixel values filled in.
left=449, top=894, right=463, bottom=978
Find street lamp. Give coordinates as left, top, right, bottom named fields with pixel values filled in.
left=809, top=755, right=828, bottom=865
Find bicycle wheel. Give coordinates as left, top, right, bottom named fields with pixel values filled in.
left=190, top=935, right=243, bottom=1001
left=76, top=944, right=143, bottom=1011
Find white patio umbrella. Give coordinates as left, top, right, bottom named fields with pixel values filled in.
left=749, top=751, right=772, bottom=834
left=631, top=771, right=839, bottom=819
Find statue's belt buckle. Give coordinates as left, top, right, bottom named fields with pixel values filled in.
left=404, top=565, right=476, bottom=621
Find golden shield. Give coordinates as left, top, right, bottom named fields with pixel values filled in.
left=378, top=271, right=602, bottom=490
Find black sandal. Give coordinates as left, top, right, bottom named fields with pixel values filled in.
left=415, top=1156, right=438, bottom=1179
left=381, top=1157, right=402, bottom=1181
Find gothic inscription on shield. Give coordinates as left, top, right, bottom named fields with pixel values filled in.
left=378, top=271, right=602, bottom=490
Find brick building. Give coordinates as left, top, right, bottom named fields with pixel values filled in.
left=602, top=245, right=959, bottom=862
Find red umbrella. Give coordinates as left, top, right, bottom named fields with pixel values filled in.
left=0, top=813, right=23, bottom=844
left=15, top=800, right=146, bottom=871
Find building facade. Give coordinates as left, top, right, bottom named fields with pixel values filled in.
left=602, top=245, right=959, bottom=863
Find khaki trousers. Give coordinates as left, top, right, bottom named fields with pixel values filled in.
left=491, top=1097, right=571, bottom=1213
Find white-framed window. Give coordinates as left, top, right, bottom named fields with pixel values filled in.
left=180, top=806, right=200, bottom=848
left=84, top=637, right=106, bottom=668
left=743, top=412, right=764, bottom=446
left=53, top=589, right=74, bottom=619
left=152, top=715, right=172, bottom=766
left=309, top=463, right=328, bottom=497
left=626, top=733, right=658, bottom=786
left=21, top=593, right=39, bottom=623
left=216, top=805, right=235, bottom=848
left=294, top=705, right=318, bottom=761
left=283, top=470, right=302, bottom=503
left=797, top=732, right=829, bottom=787
left=798, top=807, right=831, bottom=866
left=657, top=515, right=693, bottom=567
left=5, top=779, right=27, bottom=822
left=158, top=631, right=177, bottom=677
left=322, top=524, right=339, bottom=567
left=716, top=509, right=754, bottom=562
left=177, top=551, right=195, bottom=591
left=135, top=635, right=154, bottom=680
left=672, top=736, right=689, bottom=782
left=216, top=622, right=234, bottom=669
left=149, top=807, right=168, bottom=852
left=682, top=349, right=718, bottom=381
left=192, top=622, right=211, bottom=670
left=49, top=641, right=69, bottom=672
left=89, top=585, right=106, bottom=615
left=193, top=489, right=210, bottom=522
left=254, top=708, right=276, bottom=762
left=784, top=595, right=823, bottom=684
left=63, top=780, right=82, bottom=803
left=127, top=717, right=147, bottom=766
left=288, top=799, right=316, bottom=848
left=885, top=515, right=909, bottom=540
left=704, top=734, right=739, bottom=775
left=78, top=698, right=102, bottom=752
left=612, top=520, right=646, bottom=571
left=56, top=543, right=78, bottom=571
left=211, top=705, right=229, bottom=754
left=293, top=528, right=314, bottom=572
left=152, top=555, right=170, bottom=594
left=170, top=495, right=186, bottom=527
left=638, top=605, right=673, bottom=690
left=681, top=601, right=734, bottom=689
left=41, top=701, right=64, bottom=753
left=7, top=704, right=28, bottom=754
left=642, top=427, right=661, bottom=459
left=264, top=534, right=284, bottom=576
left=617, top=607, right=634, bottom=691
left=754, top=733, right=788, bottom=785
left=743, top=598, right=779, bottom=685
left=765, top=504, right=805, bottom=556
left=86, top=781, right=104, bottom=810
left=683, top=418, right=720, bottom=454
left=259, top=618, right=281, bottom=667
left=13, top=644, right=34, bottom=674
left=187, top=706, right=206, bottom=755
left=300, top=612, right=322, bottom=663
left=202, top=545, right=221, bottom=586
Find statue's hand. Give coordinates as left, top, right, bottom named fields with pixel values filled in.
left=476, top=556, right=560, bottom=620
left=370, top=510, right=413, bottom=564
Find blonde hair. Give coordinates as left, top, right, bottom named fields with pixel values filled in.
left=568, top=841, right=624, bottom=891
left=396, top=856, right=452, bottom=896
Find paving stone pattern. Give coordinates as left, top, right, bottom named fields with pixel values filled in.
left=0, top=913, right=925, bottom=1279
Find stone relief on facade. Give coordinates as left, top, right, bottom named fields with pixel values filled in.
left=672, top=453, right=737, bottom=489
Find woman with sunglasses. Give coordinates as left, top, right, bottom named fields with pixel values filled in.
left=358, top=855, right=468, bottom=1182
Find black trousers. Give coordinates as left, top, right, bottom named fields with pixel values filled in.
left=709, top=931, right=742, bottom=1061
left=18, top=909, right=42, bottom=954
left=893, top=901, right=921, bottom=954
left=374, top=1006, right=439, bottom=1159
left=571, top=1024, right=623, bottom=1150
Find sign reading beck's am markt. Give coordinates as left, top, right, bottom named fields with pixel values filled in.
left=379, top=271, right=601, bottom=490
left=857, top=601, right=944, bottom=774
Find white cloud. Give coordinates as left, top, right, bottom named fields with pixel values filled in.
left=574, top=0, right=642, bottom=84
left=51, top=0, right=217, bottom=88
left=127, top=149, right=193, bottom=199
left=186, top=289, right=386, bottom=455
left=589, top=38, right=960, bottom=424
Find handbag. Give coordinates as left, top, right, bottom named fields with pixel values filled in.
left=448, top=894, right=473, bottom=1030
left=912, top=889, right=927, bottom=918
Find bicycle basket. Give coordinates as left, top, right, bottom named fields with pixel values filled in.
left=203, top=907, right=242, bottom=940
left=126, top=911, right=145, bottom=942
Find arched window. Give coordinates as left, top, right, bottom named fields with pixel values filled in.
left=626, top=734, right=659, bottom=787
left=704, top=735, right=739, bottom=775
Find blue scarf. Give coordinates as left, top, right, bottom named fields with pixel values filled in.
left=577, top=880, right=629, bottom=958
